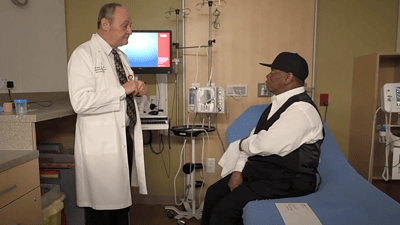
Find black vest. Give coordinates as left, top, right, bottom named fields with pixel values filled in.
left=242, top=92, right=325, bottom=181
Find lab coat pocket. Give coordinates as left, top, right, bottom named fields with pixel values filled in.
left=94, top=51, right=106, bottom=74
left=81, top=119, right=118, bottom=155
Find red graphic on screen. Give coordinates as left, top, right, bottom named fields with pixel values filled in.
left=158, top=33, right=170, bottom=67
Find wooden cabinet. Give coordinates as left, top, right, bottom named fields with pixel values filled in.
left=349, top=53, right=400, bottom=201
left=0, top=101, right=76, bottom=224
left=0, top=158, right=42, bottom=224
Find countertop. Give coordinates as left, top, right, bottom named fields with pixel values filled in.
left=0, top=101, right=75, bottom=123
left=0, top=150, right=39, bottom=173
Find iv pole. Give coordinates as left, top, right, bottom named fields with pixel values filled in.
left=174, top=9, right=180, bottom=127
left=165, top=7, right=191, bottom=127
left=165, top=8, right=191, bottom=218
left=166, top=8, right=183, bottom=127
left=207, top=1, right=215, bottom=85
left=165, top=1, right=223, bottom=222
left=182, top=0, right=187, bottom=126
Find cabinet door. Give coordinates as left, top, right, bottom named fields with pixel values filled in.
left=0, top=187, right=42, bottom=225
left=0, top=159, right=40, bottom=208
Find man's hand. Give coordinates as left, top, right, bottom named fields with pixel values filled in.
left=228, top=171, right=243, bottom=192
left=135, top=80, right=147, bottom=97
left=122, top=80, right=147, bottom=96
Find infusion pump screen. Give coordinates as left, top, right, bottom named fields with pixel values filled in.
left=397, top=87, right=400, bottom=106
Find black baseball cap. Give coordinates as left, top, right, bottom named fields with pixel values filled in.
left=260, top=52, right=309, bottom=81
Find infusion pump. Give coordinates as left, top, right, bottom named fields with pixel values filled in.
left=188, top=83, right=225, bottom=114
left=381, top=83, right=400, bottom=113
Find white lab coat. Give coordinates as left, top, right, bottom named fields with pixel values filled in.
left=68, top=34, right=147, bottom=210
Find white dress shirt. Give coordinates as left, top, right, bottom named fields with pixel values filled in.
left=233, top=87, right=324, bottom=172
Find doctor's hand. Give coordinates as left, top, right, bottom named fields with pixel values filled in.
left=123, top=80, right=147, bottom=97
left=122, top=80, right=139, bottom=95
left=228, top=171, right=243, bottom=192
left=135, top=80, right=147, bottom=97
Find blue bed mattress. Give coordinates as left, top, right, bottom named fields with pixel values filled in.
left=225, top=104, right=400, bottom=225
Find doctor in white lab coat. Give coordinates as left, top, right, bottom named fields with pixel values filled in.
left=67, top=3, right=147, bottom=225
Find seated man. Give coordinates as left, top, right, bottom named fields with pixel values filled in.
left=201, top=52, right=324, bottom=225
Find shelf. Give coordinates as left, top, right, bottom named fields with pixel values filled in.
left=0, top=101, right=74, bottom=123
left=170, top=125, right=215, bottom=137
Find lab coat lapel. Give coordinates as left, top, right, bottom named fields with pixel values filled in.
left=91, top=34, right=121, bottom=88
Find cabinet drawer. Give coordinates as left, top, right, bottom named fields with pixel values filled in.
left=0, top=186, right=42, bottom=225
left=0, top=159, right=40, bottom=208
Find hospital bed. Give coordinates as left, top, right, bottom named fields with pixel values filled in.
left=225, top=104, right=400, bottom=225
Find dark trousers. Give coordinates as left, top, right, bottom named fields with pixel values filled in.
left=85, top=126, right=134, bottom=225
left=201, top=174, right=265, bottom=225
left=85, top=207, right=130, bottom=225
left=201, top=173, right=316, bottom=225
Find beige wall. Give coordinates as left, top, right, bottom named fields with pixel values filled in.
left=64, top=0, right=399, bottom=202
left=183, top=0, right=316, bottom=202
left=314, top=0, right=398, bottom=159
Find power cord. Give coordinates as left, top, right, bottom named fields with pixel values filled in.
left=226, top=89, right=243, bottom=119
left=149, top=131, right=164, bottom=155
left=143, top=130, right=171, bottom=178
left=28, top=101, right=53, bottom=107
left=6, top=81, right=14, bottom=102
left=173, top=139, right=190, bottom=206
left=323, top=101, right=328, bottom=122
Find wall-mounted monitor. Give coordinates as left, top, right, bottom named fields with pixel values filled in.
left=119, top=30, right=172, bottom=74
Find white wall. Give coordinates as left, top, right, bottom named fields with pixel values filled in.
left=0, top=0, right=67, bottom=93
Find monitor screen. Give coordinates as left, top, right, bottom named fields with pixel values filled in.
left=119, top=30, right=172, bottom=74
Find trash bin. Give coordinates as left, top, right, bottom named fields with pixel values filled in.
left=41, top=184, right=66, bottom=225
left=39, top=145, right=85, bottom=225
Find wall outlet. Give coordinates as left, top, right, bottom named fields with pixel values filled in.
left=320, top=93, right=329, bottom=106
left=226, top=85, right=247, bottom=97
left=258, top=83, right=272, bottom=97
left=207, top=158, right=215, bottom=173
left=7, top=81, right=14, bottom=88
left=0, top=78, right=7, bottom=90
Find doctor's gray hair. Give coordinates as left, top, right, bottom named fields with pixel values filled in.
left=97, top=3, right=123, bottom=29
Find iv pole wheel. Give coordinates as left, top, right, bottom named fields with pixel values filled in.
left=167, top=210, right=174, bottom=219
left=177, top=219, right=186, bottom=225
